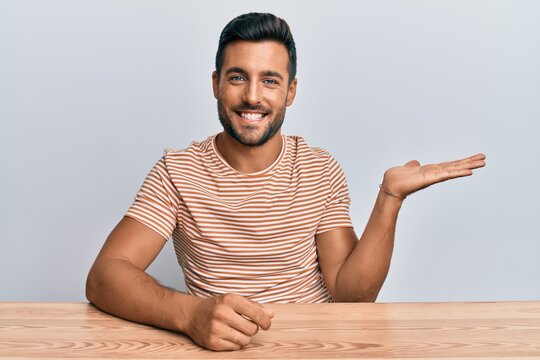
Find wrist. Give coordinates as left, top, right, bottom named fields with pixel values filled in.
left=172, top=292, right=202, bottom=334
left=379, top=184, right=406, bottom=201
left=376, top=186, right=404, bottom=210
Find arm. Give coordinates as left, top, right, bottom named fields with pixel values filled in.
left=316, top=153, right=486, bottom=302
left=316, top=190, right=400, bottom=302
left=86, top=216, right=273, bottom=351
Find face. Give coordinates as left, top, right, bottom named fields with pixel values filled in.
left=213, top=40, right=297, bottom=147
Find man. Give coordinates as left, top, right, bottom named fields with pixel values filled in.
left=86, top=13, right=486, bottom=351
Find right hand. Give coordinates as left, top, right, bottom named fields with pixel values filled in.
left=185, top=293, right=274, bottom=351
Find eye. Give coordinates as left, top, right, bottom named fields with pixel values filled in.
left=263, top=79, right=279, bottom=85
left=230, top=75, right=246, bottom=82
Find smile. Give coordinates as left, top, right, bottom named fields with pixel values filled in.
left=236, top=111, right=267, bottom=122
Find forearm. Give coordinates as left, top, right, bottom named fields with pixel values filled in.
left=86, top=258, right=198, bottom=333
left=334, top=189, right=402, bottom=302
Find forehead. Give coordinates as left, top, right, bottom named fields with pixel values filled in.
left=222, top=40, right=289, bottom=76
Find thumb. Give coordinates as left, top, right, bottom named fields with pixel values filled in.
left=263, top=306, right=275, bottom=319
left=405, top=160, right=420, bottom=167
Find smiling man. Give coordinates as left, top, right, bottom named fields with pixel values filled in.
left=86, top=13, right=486, bottom=351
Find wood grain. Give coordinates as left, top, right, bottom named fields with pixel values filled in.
left=1, top=302, right=539, bottom=359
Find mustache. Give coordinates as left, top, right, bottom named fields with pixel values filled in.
left=232, top=104, right=270, bottom=114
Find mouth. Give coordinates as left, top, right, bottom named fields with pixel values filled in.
left=235, top=111, right=268, bottom=123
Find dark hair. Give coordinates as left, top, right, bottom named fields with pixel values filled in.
left=215, top=12, right=297, bottom=83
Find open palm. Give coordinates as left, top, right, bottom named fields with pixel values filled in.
left=382, top=153, right=486, bottom=199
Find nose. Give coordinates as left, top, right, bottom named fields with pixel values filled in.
left=242, top=79, right=262, bottom=105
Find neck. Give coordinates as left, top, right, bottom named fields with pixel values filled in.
left=216, top=131, right=283, bottom=174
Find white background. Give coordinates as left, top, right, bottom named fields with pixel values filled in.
left=1, top=0, right=539, bottom=302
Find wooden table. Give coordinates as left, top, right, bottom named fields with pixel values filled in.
left=1, top=302, right=539, bottom=359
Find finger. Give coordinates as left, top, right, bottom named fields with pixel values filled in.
left=264, top=305, right=275, bottom=319
left=230, top=297, right=273, bottom=330
left=459, top=154, right=486, bottom=168
left=226, top=309, right=260, bottom=336
left=470, top=153, right=486, bottom=160
left=249, top=300, right=274, bottom=318
left=404, top=160, right=420, bottom=167
left=468, top=159, right=486, bottom=170
left=457, top=153, right=486, bottom=162
left=436, top=153, right=486, bottom=168
left=207, top=338, right=243, bottom=352
left=436, top=169, right=474, bottom=182
left=443, top=159, right=486, bottom=172
left=263, top=305, right=275, bottom=319
left=220, top=325, right=252, bottom=348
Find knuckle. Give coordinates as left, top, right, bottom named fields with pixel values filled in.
left=240, top=335, right=251, bottom=346
left=208, top=319, right=220, bottom=333
left=222, top=293, right=235, bottom=303
left=209, top=306, right=221, bottom=319
left=248, top=322, right=259, bottom=335
left=227, top=330, right=252, bottom=349
left=254, top=314, right=266, bottom=326
left=256, top=312, right=270, bottom=328
left=261, top=320, right=271, bottom=330
left=211, top=304, right=229, bottom=320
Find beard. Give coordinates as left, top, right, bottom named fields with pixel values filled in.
left=217, top=98, right=286, bottom=147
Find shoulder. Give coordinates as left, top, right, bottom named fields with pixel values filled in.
left=285, top=134, right=338, bottom=166
left=161, top=135, right=215, bottom=168
left=285, top=135, right=348, bottom=185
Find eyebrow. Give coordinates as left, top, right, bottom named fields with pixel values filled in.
left=262, top=70, right=284, bottom=80
left=224, top=67, right=284, bottom=81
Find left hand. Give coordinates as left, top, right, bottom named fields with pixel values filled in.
left=381, top=153, right=486, bottom=199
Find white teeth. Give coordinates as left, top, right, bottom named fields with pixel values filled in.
left=240, top=112, right=264, bottom=121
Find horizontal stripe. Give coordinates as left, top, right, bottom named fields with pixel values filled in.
left=126, top=133, right=353, bottom=303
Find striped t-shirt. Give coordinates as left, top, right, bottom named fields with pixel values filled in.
left=125, top=133, right=354, bottom=303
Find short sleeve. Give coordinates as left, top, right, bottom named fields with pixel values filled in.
left=125, top=155, right=179, bottom=240
left=315, top=155, right=354, bottom=235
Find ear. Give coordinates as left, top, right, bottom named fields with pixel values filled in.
left=286, top=78, right=297, bottom=107
left=212, top=71, right=219, bottom=100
